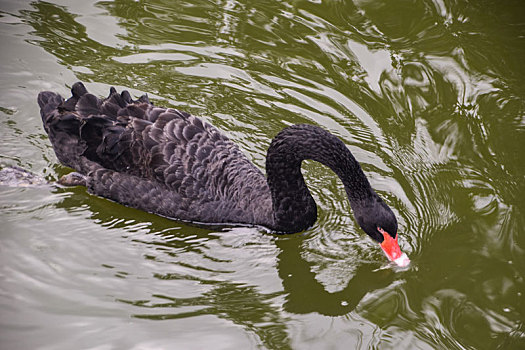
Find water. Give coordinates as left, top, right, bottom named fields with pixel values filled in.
left=1, top=0, right=524, bottom=348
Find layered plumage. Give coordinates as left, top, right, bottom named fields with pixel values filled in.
left=38, top=82, right=398, bottom=240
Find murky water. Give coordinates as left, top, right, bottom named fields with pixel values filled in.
left=1, top=0, right=524, bottom=349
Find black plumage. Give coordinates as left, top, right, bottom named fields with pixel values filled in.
left=38, top=82, right=398, bottom=241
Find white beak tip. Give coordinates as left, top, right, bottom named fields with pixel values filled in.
left=393, top=252, right=410, bottom=267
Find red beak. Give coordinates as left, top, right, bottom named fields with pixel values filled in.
left=379, top=229, right=410, bottom=267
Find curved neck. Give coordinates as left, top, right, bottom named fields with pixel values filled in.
left=265, top=124, right=374, bottom=232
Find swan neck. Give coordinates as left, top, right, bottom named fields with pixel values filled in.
left=266, top=124, right=373, bottom=232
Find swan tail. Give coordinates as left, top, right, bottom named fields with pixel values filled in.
left=38, top=82, right=155, bottom=176
left=37, top=90, right=64, bottom=127
left=37, top=83, right=107, bottom=174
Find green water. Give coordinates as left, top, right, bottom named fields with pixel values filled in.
left=1, top=0, right=524, bottom=348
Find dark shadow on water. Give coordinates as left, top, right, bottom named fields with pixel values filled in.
left=275, top=236, right=395, bottom=316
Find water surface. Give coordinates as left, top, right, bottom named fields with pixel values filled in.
left=1, top=0, right=524, bottom=349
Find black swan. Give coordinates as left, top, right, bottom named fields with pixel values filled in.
left=38, top=82, right=409, bottom=267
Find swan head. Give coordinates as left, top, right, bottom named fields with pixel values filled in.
left=352, top=193, right=410, bottom=267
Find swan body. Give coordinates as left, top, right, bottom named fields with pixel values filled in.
left=38, top=82, right=409, bottom=265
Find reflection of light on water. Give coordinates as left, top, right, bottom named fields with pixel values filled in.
left=346, top=39, right=393, bottom=94
left=113, top=52, right=197, bottom=63
left=217, top=0, right=239, bottom=40
left=426, top=52, right=497, bottom=105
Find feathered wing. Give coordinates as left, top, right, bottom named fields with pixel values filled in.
left=38, top=82, right=273, bottom=226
